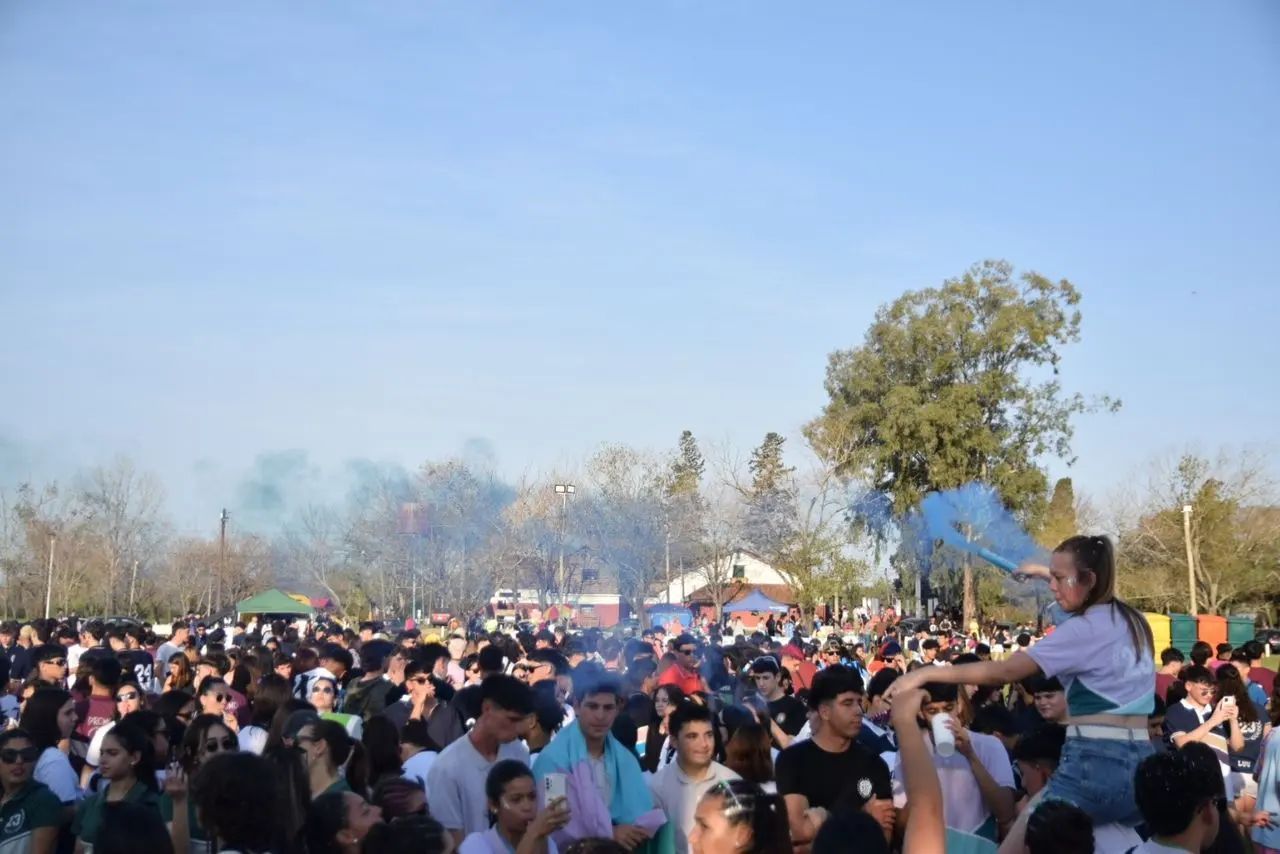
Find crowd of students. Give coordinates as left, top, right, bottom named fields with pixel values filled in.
left=0, top=533, right=1275, bottom=853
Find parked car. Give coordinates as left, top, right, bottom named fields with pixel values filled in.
left=1254, top=628, right=1280, bottom=650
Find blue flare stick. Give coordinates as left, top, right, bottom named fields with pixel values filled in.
left=976, top=547, right=1019, bottom=574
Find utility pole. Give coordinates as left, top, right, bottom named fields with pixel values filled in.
left=1182, top=504, right=1197, bottom=615
left=217, top=509, right=228, bottom=617
left=129, top=559, right=139, bottom=614
left=665, top=526, right=672, bottom=604
left=553, top=484, right=575, bottom=607
left=44, top=532, right=56, bottom=620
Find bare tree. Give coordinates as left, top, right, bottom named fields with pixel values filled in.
left=279, top=505, right=350, bottom=613
left=77, top=458, right=167, bottom=614
left=684, top=484, right=746, bottom=621
left=579, top=444, right=668, bottom=621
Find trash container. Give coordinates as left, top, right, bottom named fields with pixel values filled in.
left=1144, top=613, right=1171, bottom=660
left=1169, top=614, right=1197, bottom=656
left=1197, top=614, right=1227, bottom=649
left=1228, top=616, right=1256, bottom=648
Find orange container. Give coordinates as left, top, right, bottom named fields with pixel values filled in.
left=1196, top=614, right=1227, bottom=649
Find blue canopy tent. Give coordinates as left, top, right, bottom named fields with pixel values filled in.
left=726, top=588, right=790, bottom=613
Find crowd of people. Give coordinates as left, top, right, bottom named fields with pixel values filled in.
left=0, top=533, right=1275, bottom=853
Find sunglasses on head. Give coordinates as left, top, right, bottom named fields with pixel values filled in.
left=0, top=747, right=39, bottom=764
left=116, top=691, right=139, bottom=702
left=204, top=737, right=237, bottom=753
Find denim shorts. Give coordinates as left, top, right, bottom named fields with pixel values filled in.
left=1042, top=734, right=1154, bottom=826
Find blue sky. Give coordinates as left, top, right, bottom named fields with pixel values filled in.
left=2, top=1, right=1278, bottom=532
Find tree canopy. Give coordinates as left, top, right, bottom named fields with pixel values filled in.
left=809, top=260, right=1116, bottom=621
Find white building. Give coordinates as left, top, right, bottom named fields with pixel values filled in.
left=649, top=549, right=791, bottom=605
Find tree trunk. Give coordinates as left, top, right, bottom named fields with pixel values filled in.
left=962, top=558, right=975, bottom=632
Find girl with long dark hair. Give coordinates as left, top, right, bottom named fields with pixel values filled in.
left=297, top=719, right=368, bottom=799
left=723, top=722, right=775, bottom=793
left=304, top=790, right=384, bottom=854
left=161, top=713, right=238, bottom=854
left=163, top=657, right=195, bottom=694
left=20, top=688, right=80, bottom=808
left=643, top=685, right=686, bottom=773
left=71, top=721, right=162, bottom=852
left=238, top=674, right=290, bottom=755
left=888, top=535, right=1155, bottom=842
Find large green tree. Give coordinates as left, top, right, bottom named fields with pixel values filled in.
left=742, top=432, right=796, bottom=559
left=668, top=431, right=705, bottom=498
left=1038, top=477, right=1078, bottom=549
left=806, top=260, right=1115, bottom=624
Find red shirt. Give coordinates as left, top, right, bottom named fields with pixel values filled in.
left=76, top=694, right=116, bottom=740
left=786, top=660, right=818, bottom=693
left=657, top=663, right=706, bottom=696
left=1250, top=666, right=1276, bottom=697
left=1155, top=672, right=1177, bottom=703
left=226, top=687, right=251, bottom=728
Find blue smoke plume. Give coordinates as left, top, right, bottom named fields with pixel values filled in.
left=919, top=483, right=1046, bottom=573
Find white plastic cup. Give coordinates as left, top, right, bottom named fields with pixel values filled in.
left=931, top=713, right=956, bottom=757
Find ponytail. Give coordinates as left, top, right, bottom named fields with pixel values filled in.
left=749, top=793, right=791, bottom=854
left=314, top=719, right=368, bottom=796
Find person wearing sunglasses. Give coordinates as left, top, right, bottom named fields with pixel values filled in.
left=71, top=720, right=163, bottom=853
left=658, top=635, right=707, bottom=698
left=311, top=676, right=363, bottom=739
left=30, top=646, right=69, bottom=690
left=0, top=729, right=63, bottom=854
left=162, top=712, right=237, bottom=854
left=80, top=681, right=146, bottom=792
left=383, top=662, right=463, bottom=750
left=196, top=678, right=238, bottom=735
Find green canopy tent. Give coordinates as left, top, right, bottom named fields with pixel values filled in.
left=236, top=589, right=314, bottom=617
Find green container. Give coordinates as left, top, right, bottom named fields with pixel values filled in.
left=1169, top=613, right=1197, bottom=656
left=1228, top=616, right=1256, bottom=648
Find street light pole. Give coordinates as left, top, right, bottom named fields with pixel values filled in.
left=665, top=527, right=671, bottom=605
left=554, top=484, right=575, bottom=609
left=44, top=532, right=56, bottom=620
left=217, top=509, right=229, bottom=617
left=1182, top=504, right=1197, bottom=615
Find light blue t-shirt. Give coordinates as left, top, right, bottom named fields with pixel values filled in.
left=1252, top=731, right=1280, bottom=850
left=1027, top=603, right=1155, bottom=716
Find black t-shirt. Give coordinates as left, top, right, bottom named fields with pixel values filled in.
left=768, top=695, right=808, bottom=737
left=118, top=650, right=155, bottom=690
left=775, top=738, right=893, bottom=811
